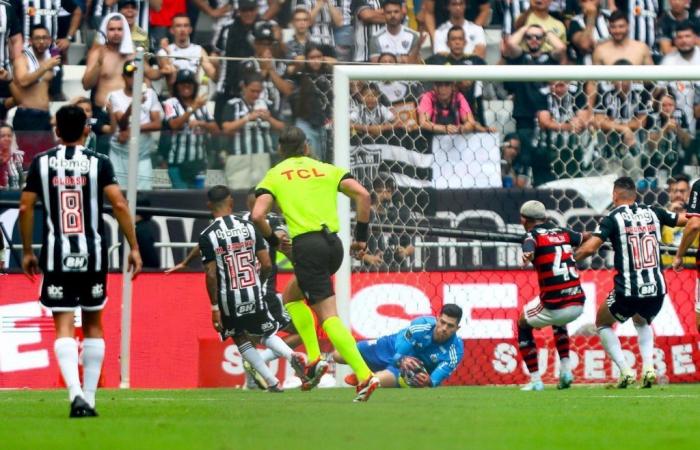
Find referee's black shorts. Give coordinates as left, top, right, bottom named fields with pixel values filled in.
left=293, top=230, right=343, bottom=304
left=606, top=290, right=664, bottom=324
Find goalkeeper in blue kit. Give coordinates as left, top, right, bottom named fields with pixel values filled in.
left=333, top=305, right=464, bottom=388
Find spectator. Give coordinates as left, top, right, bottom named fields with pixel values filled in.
left=0, top=0, right=23, bottom=124
left=290, top=43, right=335, bottom=160
left=512, top=0, right=567, bottom=56
left=212, top=0, right=258, bottom=124
left=656, top=0, right=700, bottom=56
left=369, top=0, right=422, bottom=63
left=593, top=60, right=650, bottom=179
left=157, top=13, right=218, bottom=92
left=374, top=52, right=424, bottom=131
left=418, top=81, right=492, bottom=134
left=221, top=72, right=285, bottom=189
left=536, top=81, right=592, bottom=181
left=426, top=26, right=487, bottom=126
left=645, top=93, right=691, bottom=179
left=592, top=10, right=653, bottom=65
left=107, top=61, right=163, bottom=189
left=661, top=174, right=696, bottom=266
left=500, top=132, right=529, bottom=188
left=501, top=0, right=531, bottom=35
left=567, top=0, right=610, bottom=65
left=292, top=0, right=343, bottom=46
left=286, top=7, right=321, bottom=61
left=423, top=0, right=491, bottom=44
left=190, top=0, right=233, bottom=45
left=149, top=0, right=186, bottom=49
left=350, top=82, right=399, bottom=141
left=83, top=13, right=134, bottom=109
left=503, top=24, right=562, bottom=186
left=660, top=22, right=700, bottom=136
left=432, top=0, right=486, bottom=58
left=119, top=0, right=150, bottom=51
left=91, top=0, right=150, bottom=33
left=334, top=0, right=355, bottom=61
left=72, top=97, right=114, bottom=155
left=161, top=69, right=220, bottom=189
left=610, top=0, right=658, bottom=56
left=353, top=0, right=385, bottom=62
left=20, top=0, right=82, bottom=100
left=12, top=25, right=58, bottom=168
left=0, top=125, right=23, bottom=191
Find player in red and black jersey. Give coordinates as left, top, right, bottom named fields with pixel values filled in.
left=518, top=200, right=589, bottom=391
left=673, top=176, right=700, bottom=334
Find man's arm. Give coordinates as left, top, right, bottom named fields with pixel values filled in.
left=673, top=216, right=700, bottom=271
left=18, top=191, right=40, bottom=278
left=104, top=184, right=142, bottom=278
left=573, top=235, right=605, bottom=262
left=503, top=26, right=527, bottom=58
left=142, top=109, right=163, bottom=132
left=421, top=0, right=436, bottom=39
left=82, top=46, right=104, bottom=90
left=256, top=248, right=272, bottom=282
left=252, top=193, right=275, bottom=239
left=474, top=2, right=490, bottom=27
left=14, top=54, right=60, bottom=88
left=339, top=177, right=371, bottom=256
left=204, top=260, right=223, bottom=333
left=165, top=245, right=201, bottom=273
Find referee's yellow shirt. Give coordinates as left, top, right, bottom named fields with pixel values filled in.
left=256, top=156, right=349, bottom=239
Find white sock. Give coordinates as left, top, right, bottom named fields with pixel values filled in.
left=258, top=348, right=278, bottom=363
left=560, top=357, right=571, bottom=374
left=54, top=337, right=84, bottom=401
left=261, top=334, right=293, bottom=360
left=239, top=342, right=278, bottom=387
left=634, top=322, right=654, bottom=370
left=82, top=338, right=105, bottom=408
left=598, top=326, right=630, bottom=373
left=530, top=372, right=541, bottom=383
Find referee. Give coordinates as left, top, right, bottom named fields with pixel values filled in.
left=252, top=126, right=379, bottom=402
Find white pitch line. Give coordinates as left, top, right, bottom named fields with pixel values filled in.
left=590, top=394, right=700, bottom=399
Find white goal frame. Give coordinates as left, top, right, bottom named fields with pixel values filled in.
left=332, top=64, right=700, bottom=327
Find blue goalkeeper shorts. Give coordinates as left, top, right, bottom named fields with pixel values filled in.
left=357, top=336, right=400, bottom=379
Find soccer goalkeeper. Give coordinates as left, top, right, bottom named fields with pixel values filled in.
left=333, top=304, right=464, bottom=388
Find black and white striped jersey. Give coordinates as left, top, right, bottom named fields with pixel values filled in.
left=221, top=97, right=275, bottom=155
left=241, top=211, right=286, bottom=295
left=17, top=0, right=78, bottom=41
left=567, top=10, right=610, bottom=65
left=593, top=203, right=678, bottom=298
left=292, top=0, right=335, bottom=45
left=0, top=1, right=21, bottom=71
left=23, top=145, right=118, bottom=273
left=352, top=0, right=383, bottom=61
left=614, top=0, right=658, bottom=49
left=199, top=215, right=266, bottom=317
left=162, top=97, right=214, bottom=166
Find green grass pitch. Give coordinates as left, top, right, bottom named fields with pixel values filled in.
left=2, top=385, right=700, bottom=450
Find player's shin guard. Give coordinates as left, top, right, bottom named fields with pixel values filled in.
left=322, top=316, right=372, bottom=382
left=518, top=325, right=539, bottom=379
left=598, top=326, right=630, bottom=372
left=285, top=301, right=321, bottom=361
left=54, top=337, right=85, bottom=402
left=82, top=338, right=105, bottom=408
left=634, top=322, right=654, bottom=370
left=239, top=341, right=279, bottom=387
left=553, top=326, right=571, bottom=373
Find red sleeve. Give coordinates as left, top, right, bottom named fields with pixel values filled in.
left=457, top=93, right=472, bottom=119
left=417, top=92, right=434, bottom=117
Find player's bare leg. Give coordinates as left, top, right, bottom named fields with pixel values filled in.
left=516, top=314, right=543, bottom=391
left=632, top=314, right=656, bottom=388
left=81, top=310, right=106, bottom=411
left=596, top=302, right=634, bottom=388
left=53, top=311, right=95, bottom=417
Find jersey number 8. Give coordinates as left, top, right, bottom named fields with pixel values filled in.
left=60, top=190, right=84, bottom=235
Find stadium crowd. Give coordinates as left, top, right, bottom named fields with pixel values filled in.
left=0, top=0, right=699, bottom=192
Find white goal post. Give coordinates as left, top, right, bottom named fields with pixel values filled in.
left=331, top=64, right=700, bottom=328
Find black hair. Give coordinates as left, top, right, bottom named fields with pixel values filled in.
left=359, top=82, right=381, bottom=95
left=372, top=173, right=396, bottom=192
left=278, top=126, right=307, bottom=157
left=614, top=58, right=633, bottom=65
left=29, top=25, right=50, bottom=38
left=447, top=25, right=465, bottom=40
left=172, top=13, right=191, bottom=23
left=377, top=52, right=398, bottom=63
left=304, top=41, right=325, bottom=58
left=503, top=132, right=519, bottom=143
left=207, top=185, right=232, bottom=207
left=383, top=0, right=403, bottom=8
left=613, top=176, right=637, bottom=197
left=609, top=10, right=628, bottom=24
left=242, top=71, right=264, bottom=86
left=441, top=304, right=463, bottom=323
left=672, top=173, right=691, bottom=185
left=55, top=105, right=87, bottom=143
left=675, top=20, right=696, bottom=35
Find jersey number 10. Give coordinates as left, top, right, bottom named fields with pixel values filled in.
left=627, top=234, right=658, bottom=269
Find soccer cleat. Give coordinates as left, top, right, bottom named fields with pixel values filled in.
left=520, top=380, right=544, bottom=391
left=69, top=396, right=98, bottom=418
left=353, top=376, right=380, bottom=402
left=267, top=383, right=284, bottom=393
left=608, top=371, right=636, bottom=389
left=290, top=352, right=308, bottom=382
left=344, top=373, right=359, bottom=386
left=557, top=372, right=574, bottom=390
left=641, top=369, right=657, bottom=389
left=242, top=360, right=269, bottom=390
left=301, top=358, right=329, bottom=391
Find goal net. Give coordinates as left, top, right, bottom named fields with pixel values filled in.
left=333, top=65, right=700, bottom=386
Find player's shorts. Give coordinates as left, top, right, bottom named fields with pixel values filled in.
left=264, top=292, right=292, bottom=330
left=219, top=306, right=280, bottom=340
left=606, top=291, right=664, bottom=324
left=357, top=337, right=401, bottom=380
left=292, top=230, right=343, bottom=304
left=40, top=271, right=108, bottom=312
left=524, top=298, right=584, bottom=328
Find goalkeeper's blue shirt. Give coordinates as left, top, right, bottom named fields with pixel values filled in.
left=375, top=316, right=464, bottom=387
